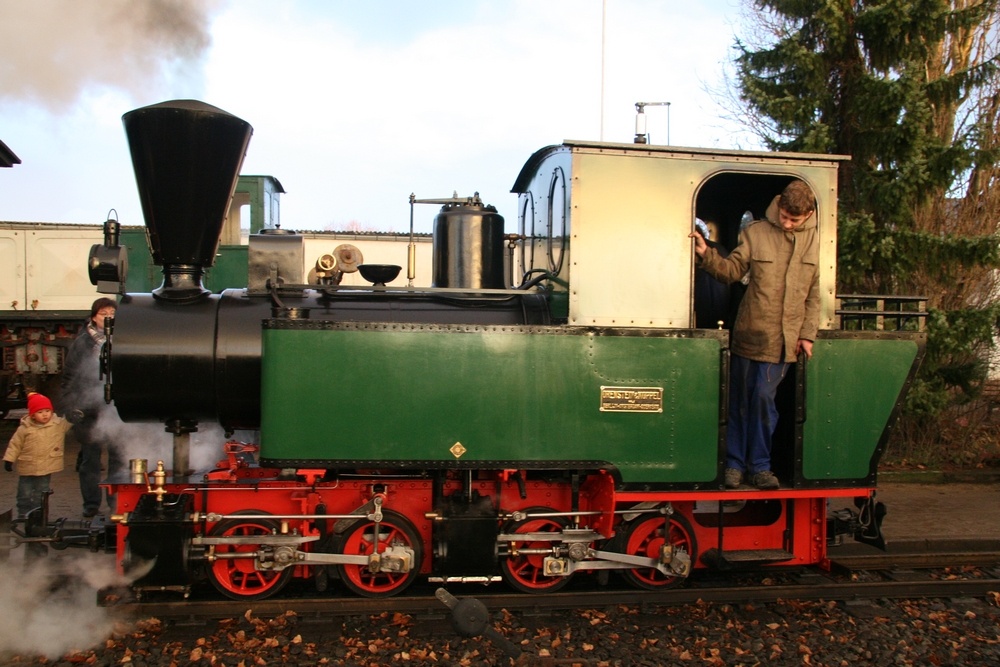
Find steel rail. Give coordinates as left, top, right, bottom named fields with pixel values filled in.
left=106, top=571, right=1000, bottom=623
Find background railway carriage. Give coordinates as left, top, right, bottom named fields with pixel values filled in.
left=95, top=100, right=924, bottom=600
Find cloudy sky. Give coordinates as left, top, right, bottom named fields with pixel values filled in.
left=0, top=0, right=757, bottom=234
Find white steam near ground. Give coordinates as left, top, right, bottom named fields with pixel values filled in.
left=0, top=551, right=148, bottom=660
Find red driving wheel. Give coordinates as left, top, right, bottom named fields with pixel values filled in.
left=207, top=511, right=293, bottom=600
left=622, top=512, right=696, bottom=590
left=337, top=510, right=422, bottom=598
left=500, top=506, right=571, bottom=593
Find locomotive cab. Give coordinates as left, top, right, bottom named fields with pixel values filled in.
left=512, top=141, right=923, bottom=492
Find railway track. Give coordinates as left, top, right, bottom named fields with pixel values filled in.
left=104, top=538, right=1000, bottom=623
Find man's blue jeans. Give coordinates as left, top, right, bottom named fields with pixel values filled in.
left=78, top=439, right=103, bottom=513
left=727, top=354, right=790, bottom=475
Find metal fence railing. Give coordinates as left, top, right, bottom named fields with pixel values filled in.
left=836, top=294, right=928, bottom=331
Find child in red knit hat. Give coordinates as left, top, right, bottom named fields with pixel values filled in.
left=3, top=392, right=72, bottom=517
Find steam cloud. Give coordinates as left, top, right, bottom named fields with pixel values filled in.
left=73, top=357, right=256, bottom=475
left=0, top=551, right=141, bottom=660
left=0, top=0, right=225, bottom=111
left=58, top=329, right=256, bottom=474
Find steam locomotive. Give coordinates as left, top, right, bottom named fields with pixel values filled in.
left=45, top=100, right=926, bottom=600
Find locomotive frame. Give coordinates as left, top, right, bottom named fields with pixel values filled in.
left=22, top=100, right=926, bottom=601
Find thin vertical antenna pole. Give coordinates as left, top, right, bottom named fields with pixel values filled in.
left=600, top=0, right=606, bottom=140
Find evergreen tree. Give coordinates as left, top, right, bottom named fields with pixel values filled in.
left=735, top=0, right=1000, bottom=453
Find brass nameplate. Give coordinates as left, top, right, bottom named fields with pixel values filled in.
left=600, top=386, right=663, bottom=413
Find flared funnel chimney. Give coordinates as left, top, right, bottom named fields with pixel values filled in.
left=123, top=99, right=253, bottom=301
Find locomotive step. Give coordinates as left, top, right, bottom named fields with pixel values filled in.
left=700, top=548, right=796, bottom=570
